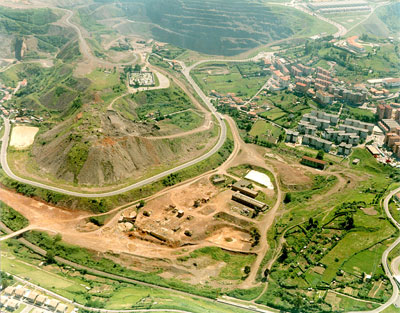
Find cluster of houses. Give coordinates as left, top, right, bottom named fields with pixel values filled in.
left=286, top=110, right=374, bottom=156
left=0, top=79, right=27, bottom=105
left=0, top=79, right=43, bottom=124
left=262, top=53, right=397, bottom=108
left=212, top=91, right=261, bottom=120
left=2, top=286, right=68, bottom=313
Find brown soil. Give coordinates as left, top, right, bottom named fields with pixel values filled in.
left=15, top=109, right=217, bottom=187
left=361, top=207, right=378, bottom=216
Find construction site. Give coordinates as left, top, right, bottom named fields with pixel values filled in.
left=113, top=175, right=270, bottom=250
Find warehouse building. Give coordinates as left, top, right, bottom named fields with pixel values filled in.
left=301, top=156, right=327, bottom=170
left=232, top=193, right=267, bottom=211
left=232, top=180, right=259, bottom=198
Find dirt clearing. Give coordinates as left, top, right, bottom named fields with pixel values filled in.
left=10, top=126, right=39, bottom=149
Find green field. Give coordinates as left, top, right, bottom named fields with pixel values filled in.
left=192, top=62, right=267, bottom=100
left=250, top=120, right=281, bottom=137
left=87, top=69, right=121, bottom=91
left=258, top=92, right=312, bottom=128
left=179, top=247, right=257, bottom=281
left=0, top=239, right=250, bottom=313
left=259, top=108, right=286, bottom=121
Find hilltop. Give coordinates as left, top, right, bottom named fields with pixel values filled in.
left=77, top=0, right=335, bottom=56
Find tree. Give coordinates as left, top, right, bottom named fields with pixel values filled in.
left=243, top=266, right=251, bottom=275
left=278, top=244, right=288, bottom=263
left=316, top=150, right=324, bottom=160
left=54, top=233, right=62, bottom=243
left=45, top=250, right=55, bottom=264
left=284, top=193, right=292, bottom=204
left=134, top=64, right=142, bottom=72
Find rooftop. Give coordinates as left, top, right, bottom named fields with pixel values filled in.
left=302, top=156, right=327, bottom=165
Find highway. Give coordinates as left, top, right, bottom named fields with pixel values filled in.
left=349, top=186, right=400, bottom=313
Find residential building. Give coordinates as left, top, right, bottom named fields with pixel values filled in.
left=382, top=119, right=400, bottom=133
left=384, top=78, right=400, bottom=88
left=346, top=36, right=366, bottom=53
left=47, top=299, right=60, bottom=310
left=4, top=286, right=15, bottom=296
left=14, top=288, right=25, bottom=299
left=384, top=104, right=393, bottom=119
left=316, top=90, right=334, bottom=105
left=56, top=304, right=68, bottom=313
left=35, top=295, right=47, bottom=306
left=343, top=118, right=374, bottom=133
left=6, top=299, right=19, bottom=311
left=302, top=135, right=332, bottom=152
left=395, top=109, right=400, bottom=123
left=286, top=130, right=299, bottom=143
left=338, top=142, right=353, bottom=156
left=295, top=82, right=308, bottom=93
left=26, top=291, right=39, bottom=303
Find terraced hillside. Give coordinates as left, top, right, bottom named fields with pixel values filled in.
left=88, top=0, right=333, bottom=56
left=0, top=7, right=76, bottom=60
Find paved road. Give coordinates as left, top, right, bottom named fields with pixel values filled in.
left=0, top=225, right=33, bottom=241
left=349, top=186, right=400, bottom=313
left=0, top=5, right=228, bottom=198
left=1, top=111, right=225, bottom=197
left=62, top=9, right=138, bottom=67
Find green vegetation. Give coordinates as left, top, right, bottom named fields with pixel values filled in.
left=285, top=175, right=338, bottom=208
left=375, top=2, right=400, bottom=35
left=253, top=148, right=398, bottom=312
left=249, top=120, right=283, bottom=144
left=0, top=7, right=58, bottom=35
left=67, top=142, right=90, bottom=183
left=180, top=247, right=257, bottom=281
left=225, top=286, right=264, bottom=301
left=111, top=0, right=335, bottom=56
left=0, top=239, right=250, bottom=312
left=258, top=91, right=312, bottom=128
left=0, top=7, right=74, bottom=57
left=0, top=122, right=233, bottom=213
left=132, top=85, right=200, bottom=120
left=192, top=62, right=267, bottom=100
left=0, top=200, right=29, bottom=231
left=342, top=105, right=377, bottom=124
left=0, top=62, right=88, bottom=116
left=162, top=110, right=203, bottom=131
left=298, top=37, right=400, bottom=83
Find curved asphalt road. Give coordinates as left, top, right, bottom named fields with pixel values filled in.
left=349, top=186, right=400, bottom=313
left=1, top=110, right=225, bottom=198
left=0, top=5, right=227, bottom=198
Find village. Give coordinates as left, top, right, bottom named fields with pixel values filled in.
left=0, top=284, right=74, bottom=313
left=197, top=41, right=400, bottom=167
left=0, top=79, right=43, bottom=125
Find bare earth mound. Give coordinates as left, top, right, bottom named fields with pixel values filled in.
left=27, top=109, right=216, bottom=186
